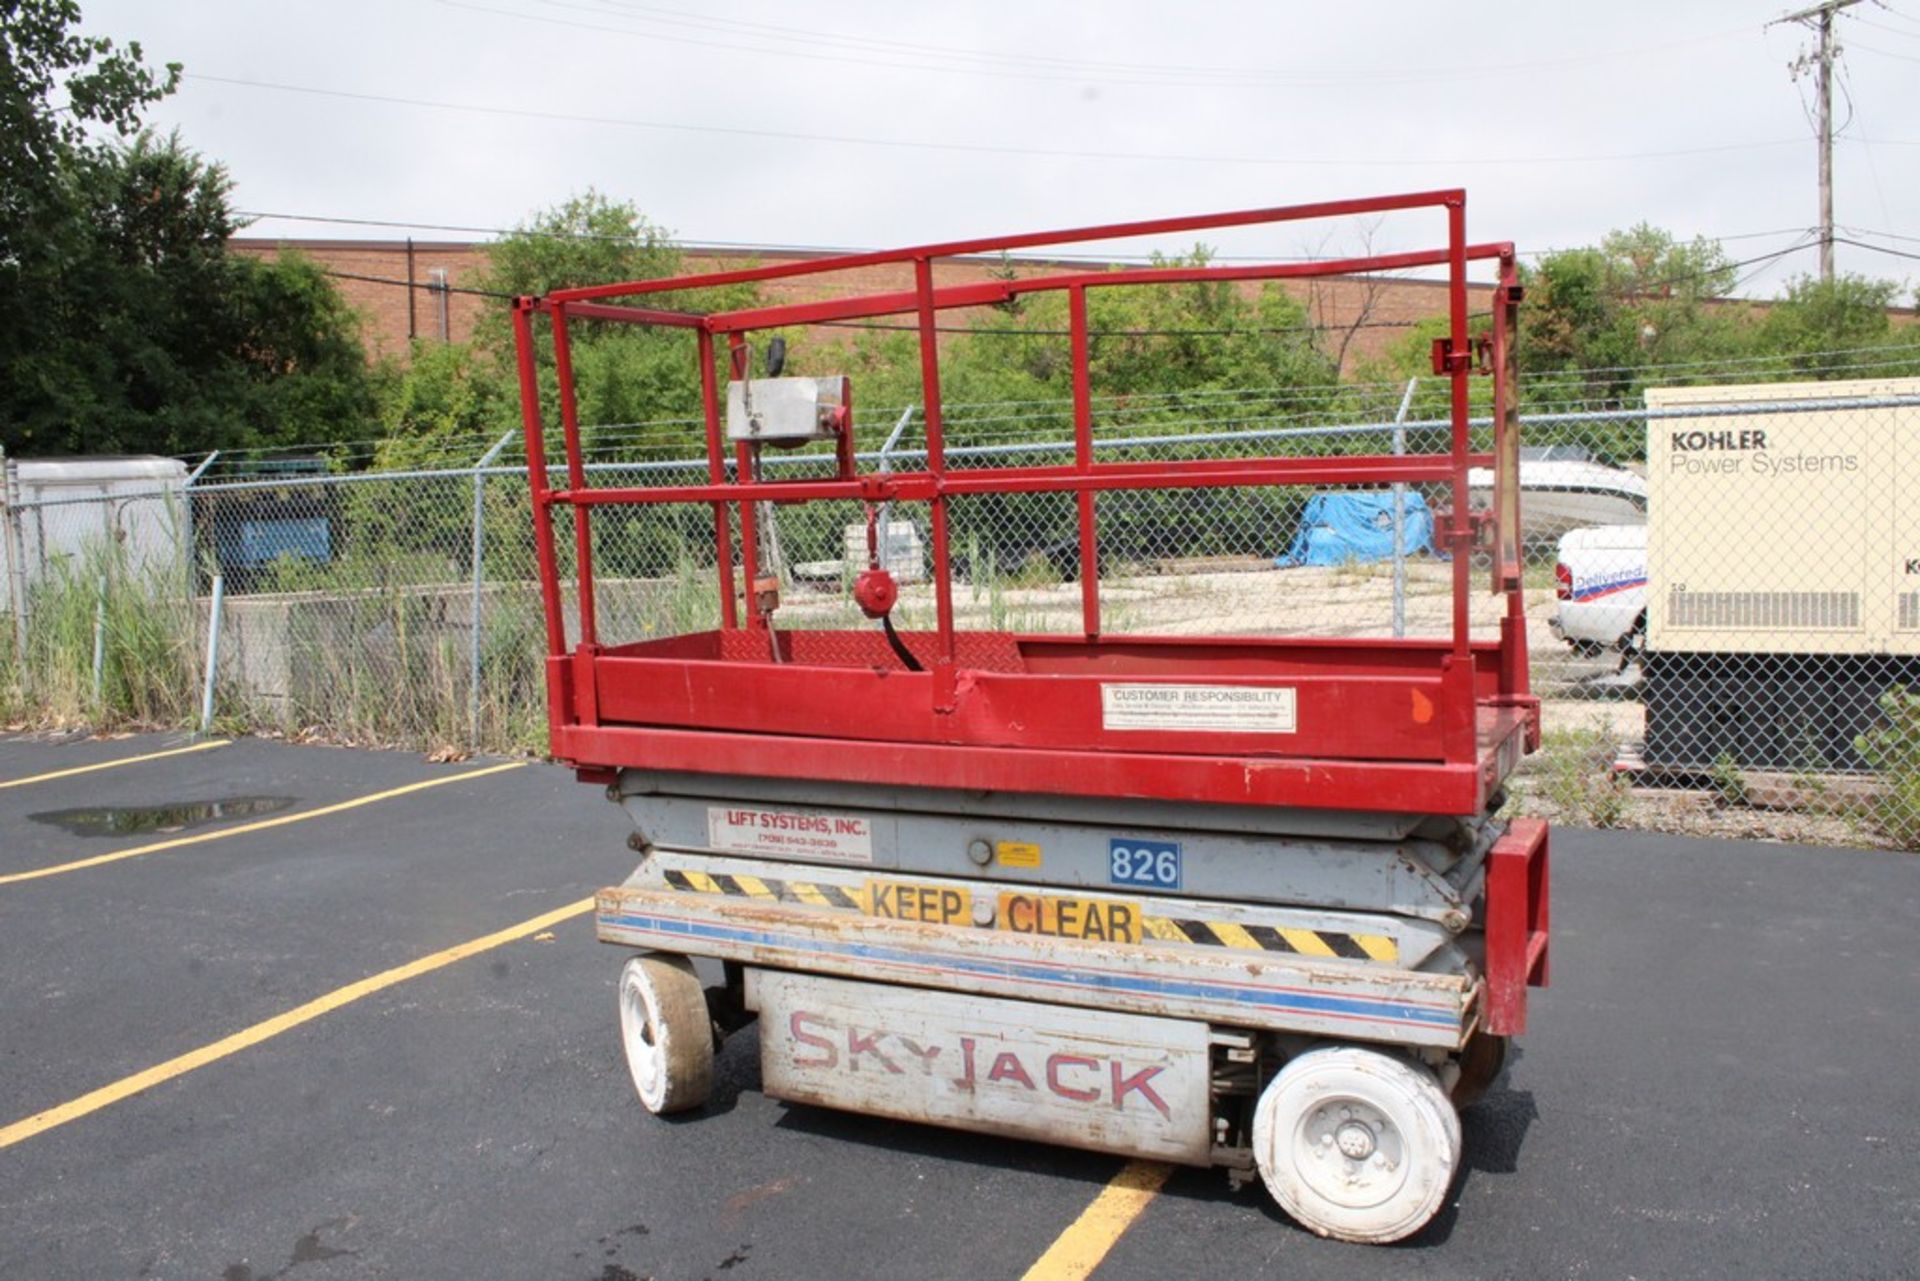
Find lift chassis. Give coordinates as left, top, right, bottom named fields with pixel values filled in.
left=515, top=191, right=1549, bottom=1244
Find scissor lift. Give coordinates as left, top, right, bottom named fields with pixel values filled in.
left=513, top=190, right=1548, bottom=1244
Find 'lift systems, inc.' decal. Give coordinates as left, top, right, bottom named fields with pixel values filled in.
left=706, top=806, right=874, bottom=863
left=753, top=969, right=1211, bottom=1162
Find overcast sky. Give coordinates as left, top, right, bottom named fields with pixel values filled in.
left=84, top=0, right=1920, bottom=296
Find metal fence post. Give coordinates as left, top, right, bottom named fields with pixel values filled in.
left=180, top=450, right=218, bottom=597
left=200, top=573, right=225, bottom=734
left=1391, top=377, right=1417, bottom=639
left=176, top=450, right=220, bottom=718
left=469, top=429, right=518, bottom=747
left=1, top=452, right=29, bottom=676
left=92, top=574, right=107, bottom=707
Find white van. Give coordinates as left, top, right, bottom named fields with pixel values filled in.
left=1550, top=524, right=1646, bottom=659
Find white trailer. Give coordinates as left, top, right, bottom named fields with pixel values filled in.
left=1642, top=377, right=1920, bottom=769
left=3, top=455, right=189, bottom=587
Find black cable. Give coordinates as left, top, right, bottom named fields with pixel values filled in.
left=238, top=208, right=1820, bottom=265
left=1832, top=236, right=1920, bottom=263
left=319, top=268, right=515, bottom=300
left=880, top=615, right=924, bottom=672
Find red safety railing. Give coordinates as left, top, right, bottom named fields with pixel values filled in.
left=513, top=190, right=1537, bottom=817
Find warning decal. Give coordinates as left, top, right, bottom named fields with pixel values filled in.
left=706, top=806, right=875, bottom=863
left=1100, top=684, right=1297, bottom=734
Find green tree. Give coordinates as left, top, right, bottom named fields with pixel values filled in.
left=0, top=0, right=178, bottom=264
left=473, top=189, right=680, bottom=308
left=0, top=6, right=378, bottom=458
left=1, top=132, right=380, bottom=455
left=1515, top=224, right=1743, bottom=409
left=1756, top=274, right=1920, bottom=378
left=360, top=193, right=769, bottom=577
left=466, top=190, right=763, bottom=457
left=843, top=249, right=1341, bottom=430
left=373, top=339, right=511, bottom=469
left=1363, top=224, right=1765, bottom=461
left=824, top=250, right=1347, bottom=568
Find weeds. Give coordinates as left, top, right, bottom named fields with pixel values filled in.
left=1531, top=722, right=1632, bottom=828
left=1709, top=752, right=1749, bottom=808
left=5, top=539, right=197, bottom=730
left=1855, top=686, right=1920, bottom=850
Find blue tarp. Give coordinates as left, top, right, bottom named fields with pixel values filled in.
left=1277, top=491, right=1436, bottom=567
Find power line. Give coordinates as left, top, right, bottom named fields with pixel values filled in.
left=1833, top=236, right=1920, bottom=262
left=303, top=239, right=1825, bottom=332
left=1847, top=36, right=1920, bottom=59
left=236, top=209, right=1822, bottom=264
left=319, top=268, right=514, bottom=300
left=185, top=73, right=1820, bottom=170
left=1851, top=13, right=1920, bottom=38
left=1840, top=223, right=1920, bottom=244
left=239, top=210, right=645, bottom=243
left=444, top=0, right=1756, bottom=89
left=235, top=209, right=1389, bottom=265
left=311, top=260, right=1458, bottom=336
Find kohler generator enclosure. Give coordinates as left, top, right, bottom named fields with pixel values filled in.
left=512, top=190, right=1549, bottom=1245
left=1644, top=377, right=1920, bottom=770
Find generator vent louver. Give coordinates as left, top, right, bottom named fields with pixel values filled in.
left=1666, top=589, right=1861, bottom=631
left=1900, top=591, right=1920, bottom=631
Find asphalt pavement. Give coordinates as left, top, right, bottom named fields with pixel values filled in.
left=1, top=731, right=1916, bottom=1280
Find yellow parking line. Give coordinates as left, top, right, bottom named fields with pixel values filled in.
left=0, top=760, right=526, bottom=887
left=0, top=739, right=230, bottom=790
left=0, top=896, right=594, bottom=1150
left=1021, top=1160, right=1172, bottom=1281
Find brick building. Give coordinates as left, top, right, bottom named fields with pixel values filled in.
left=228, top=237, right=1485, bottom=372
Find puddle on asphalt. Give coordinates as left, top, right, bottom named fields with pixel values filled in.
left=29, top=796, right=298, bottom=837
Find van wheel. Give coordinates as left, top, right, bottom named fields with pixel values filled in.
left=1618, top=611, right=1647, bottom=677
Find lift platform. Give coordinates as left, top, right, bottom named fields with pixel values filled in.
left=513, top=189, right=1549, bottom=1244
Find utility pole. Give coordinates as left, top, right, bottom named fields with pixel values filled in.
left=1772, top=0, right=1862, bottom=283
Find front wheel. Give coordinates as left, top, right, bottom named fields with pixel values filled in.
left=617, top=953, right=714, bottom=1114
left=1252, top=1045, right=1461, bottom=1244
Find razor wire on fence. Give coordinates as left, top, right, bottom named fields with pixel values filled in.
left=6, top=378, right=1920, bottom=849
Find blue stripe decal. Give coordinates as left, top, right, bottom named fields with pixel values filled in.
left=601, top=910, right=1459, bottom=1030
left=1572, top=576, right=1646, bottom=601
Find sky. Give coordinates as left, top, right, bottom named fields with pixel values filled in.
left=82, top=0, right=1920, bottom=297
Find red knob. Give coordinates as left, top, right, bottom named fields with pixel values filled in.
left=854, top=568, right=899, bottom=619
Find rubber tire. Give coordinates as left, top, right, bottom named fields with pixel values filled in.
left=1451, top=1032, right=1510, bottom=1109
left=1252, top=1046, right=1461, bottom=1244
left=617, top=953, right=714, bottom=1114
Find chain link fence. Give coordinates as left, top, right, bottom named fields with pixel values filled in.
left=6, top=376, right=1920, bottom=848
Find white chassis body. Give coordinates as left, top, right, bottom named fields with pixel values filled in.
left=599, top=778, right=1508, bottom=1244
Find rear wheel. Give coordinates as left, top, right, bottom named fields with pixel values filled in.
left=1252, top=1045, right=1460, bottom=1243
left=1450, top=1032, right=1509, bottom=1109
left=618, top=953, right=713, bottom=1114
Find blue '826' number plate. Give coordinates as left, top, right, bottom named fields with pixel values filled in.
left=1107, top=837, right=1182, bottom=890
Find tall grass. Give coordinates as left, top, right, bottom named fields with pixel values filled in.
left=2, top=539, right=197, bottom=729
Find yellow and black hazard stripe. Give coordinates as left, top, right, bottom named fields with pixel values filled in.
left=1140, top=914, right=1398, bottom=963
left=660, top=869, right=1397, bottom=964
left=663, top=868, right=860, bottom=911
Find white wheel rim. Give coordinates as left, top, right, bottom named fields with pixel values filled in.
left=1292, top=1095, right=1410, bottom=1210
left=1253, top=1047, right=1460, bottom=1243
left=619, top=962, right=668, bottom=1110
